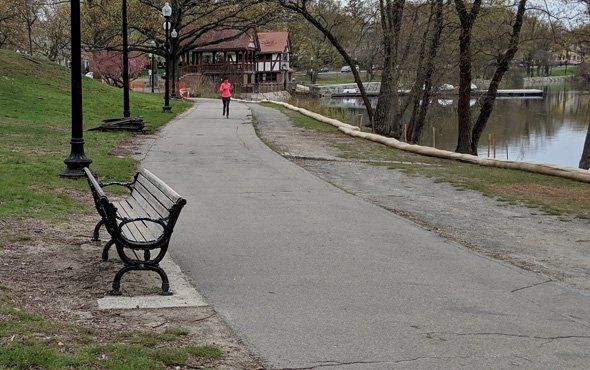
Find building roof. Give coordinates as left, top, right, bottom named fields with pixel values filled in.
left=257, top=32, right=289, bottom=53
left=192, top=29, right=258, bottom=51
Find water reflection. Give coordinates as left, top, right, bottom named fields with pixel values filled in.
left=320, top=86, right=590, bottom=168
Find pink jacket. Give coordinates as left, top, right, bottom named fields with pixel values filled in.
left=219, top=81, right=232, bottom=98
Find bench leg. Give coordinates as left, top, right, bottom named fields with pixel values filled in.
left=92, top=219, right=104, bottom=241
left=108, top=263, right=173, bottom=296
left=102, top=240, right=114, bottom=261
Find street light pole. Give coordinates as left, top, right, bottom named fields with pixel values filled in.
left=149, top=40, right=156, bottom=93
left=61, top=0, right=91, bottom=178
left=122, top=0, right=130, bottom=117
left=282, top=63, right=288, bottom=90
left=171, top=28, right=177, bottom=99
left=162, top=2, right=172, bottom=112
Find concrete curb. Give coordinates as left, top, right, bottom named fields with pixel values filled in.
left=97, top=257, right=208, bottom=310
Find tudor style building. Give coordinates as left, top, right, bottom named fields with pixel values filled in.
left=179, top=29, right=291, bottom=92
left=256, top=32, right=291, bottom=85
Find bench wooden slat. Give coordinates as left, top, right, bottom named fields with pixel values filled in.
left=139, top=168, right=183, bottom=204
left=116, top=199, right=162, bottom=242
left=130, top=185, right=169, bottom=219
left=134, top=174, right=177, bottom=211
left=116, top=200, right=150, bottom=242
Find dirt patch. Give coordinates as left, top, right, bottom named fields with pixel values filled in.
left=0, top=187, right=264, bottom=369
left=490, top=182, right=590, bottom=205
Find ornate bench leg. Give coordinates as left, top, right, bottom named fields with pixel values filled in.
left=92, top=220, right=104, bottom=241
left=110, top=265, right=133, bottom=295
left=108, top=264, right=173, bottom=296
left=102, top=240, right=114, bottom=261
left=151, top=265, right=173, bottom=296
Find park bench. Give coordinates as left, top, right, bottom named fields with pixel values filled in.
left=83, top=167, right=187, bottom=296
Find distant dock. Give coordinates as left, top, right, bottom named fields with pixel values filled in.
left=330, top=89, right=544, bottom=98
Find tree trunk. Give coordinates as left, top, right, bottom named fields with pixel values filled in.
left=374, top=0, right=405, bottom=138
left=580, top=122, right=590, bottom=169
left=454, top=0, right=481, bottom=154
left=470, top=0, right=527, bottom=155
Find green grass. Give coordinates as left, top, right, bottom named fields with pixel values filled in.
left=550, top=66, right=578, bottom=77
left=0, top=49, right=191, bottom=220
left=0, top=287, right=223, bottom=370
left=259, top=102, right=590, bottom=220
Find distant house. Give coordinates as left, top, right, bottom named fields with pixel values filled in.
left=180, top=28, right=259, bottom=87
left=179, top=29, right=291, bottom=92
left=256, top=32, right=291, bottom=85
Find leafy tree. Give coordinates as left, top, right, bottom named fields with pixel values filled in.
left=89, top=50, right=147, bottom=86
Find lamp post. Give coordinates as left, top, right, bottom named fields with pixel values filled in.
left=122, top=0, right=130, bottom=117
left=282, top=63, right=288, bottom=90
left=162, top=2, right=172, bottom=112
left=149, top=40, right=156, bottom=93
left=170, top=28, right=177, bottom=98
left=61, top=0, right=91, bottom=177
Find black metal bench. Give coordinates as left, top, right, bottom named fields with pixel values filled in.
left=84, top=167, right=187, bottom=296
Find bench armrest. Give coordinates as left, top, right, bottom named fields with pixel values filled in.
left=119, top=217, right=167, bottom=228
left=99, top=181, right=133, bottom=191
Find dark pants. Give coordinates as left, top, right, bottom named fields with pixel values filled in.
left=222, top=97, right=231, bottom=117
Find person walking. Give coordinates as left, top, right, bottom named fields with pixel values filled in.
left=219, top=78, right=233, bottom=118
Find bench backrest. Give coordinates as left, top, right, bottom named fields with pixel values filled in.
left=84, top=167, right=187, bottom=241
left=130, top=169, right=185, bottom=222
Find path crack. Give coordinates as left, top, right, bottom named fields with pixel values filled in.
left=511, top=279, right=553, bottom=293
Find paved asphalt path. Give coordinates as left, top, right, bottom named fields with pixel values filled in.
left=142, top=99, right=590, bottom=369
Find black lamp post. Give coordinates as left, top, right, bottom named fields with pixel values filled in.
left=282, top=63, right=288, bottom=90
left=61, top=0, right=92, bottom=178
left=149, top=40, right=156, bottom=93
left=162, top=2, right=172, bottom=112
left=170, top=28, right=177, bottom=99
left=122, top=0, right=130, bottom=117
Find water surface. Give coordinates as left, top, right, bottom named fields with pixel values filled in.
left=322, top=86, right=590, bottom=168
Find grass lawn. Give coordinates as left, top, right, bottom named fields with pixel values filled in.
left=0, top=50, right=225, bottom=369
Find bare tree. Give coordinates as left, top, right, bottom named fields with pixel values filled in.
left=16, top=0, right=43, bottom=55
left=454, top=0, right=527, bottom=155
left=278, top=0, right=375, bottom=122
left=406, top=0, right=444, bottom=144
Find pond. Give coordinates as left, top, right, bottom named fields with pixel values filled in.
left=321, top=85, right=590, bottom=169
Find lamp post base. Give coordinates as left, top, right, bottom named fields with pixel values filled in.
left=61, top=157, right=92, bottom=178
left=163, top=105, right=172, bottom=113
left=61, top=139, right=92, bottom=178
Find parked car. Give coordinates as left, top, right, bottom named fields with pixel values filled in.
left=340, top=65, right=359, bottom=73
left=439, top=83, right=455, bottom=91
left=319, top=66, right=330, bottom=73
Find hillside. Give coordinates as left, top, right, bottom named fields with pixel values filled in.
left=0, top=49, right=190, bottom=219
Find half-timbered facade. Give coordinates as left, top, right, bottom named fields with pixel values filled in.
left=256, top=32, right=291, bottom=85
left=180, top=29, right=259, bottom=87
left=179, top=29, right=290, bottom=91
